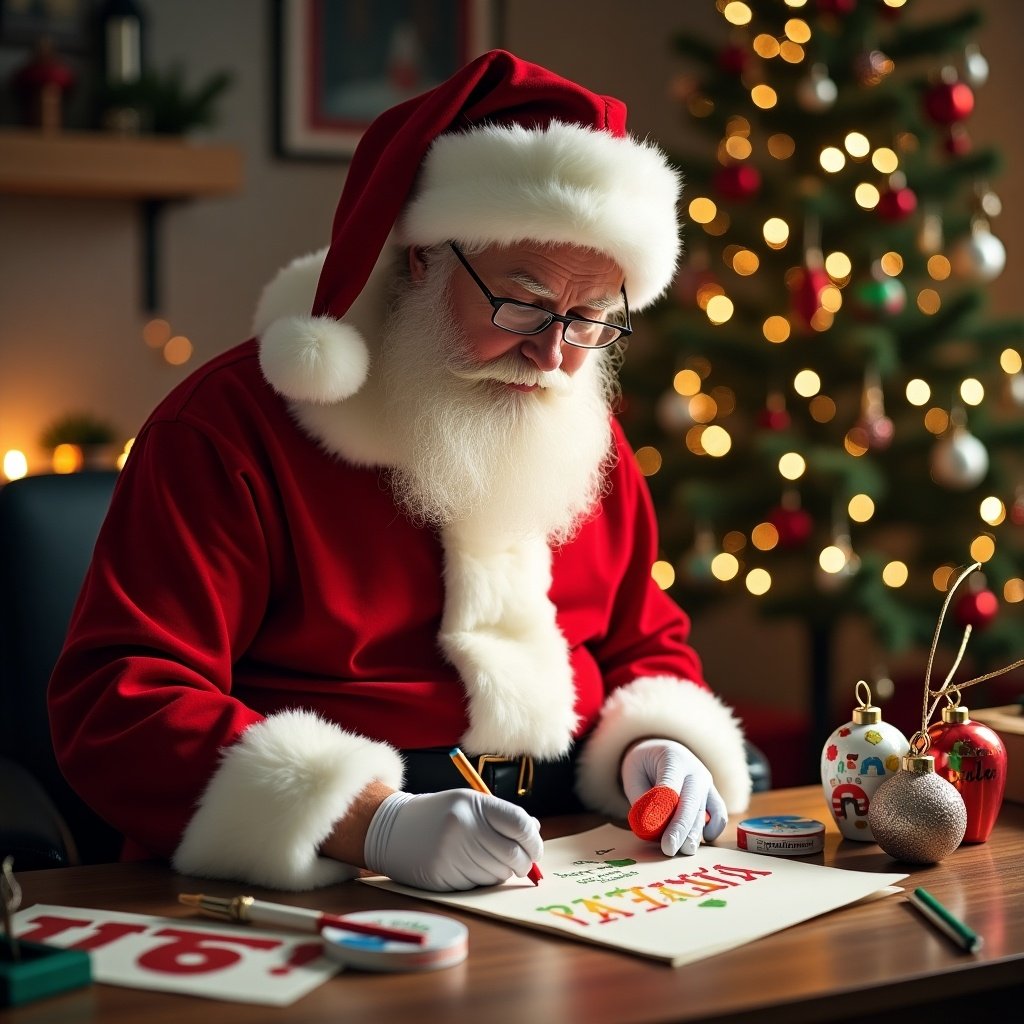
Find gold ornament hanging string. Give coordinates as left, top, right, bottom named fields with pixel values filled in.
left=913, top=561, right=1024, bottom=754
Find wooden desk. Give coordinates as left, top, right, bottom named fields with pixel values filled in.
left=4, top=787, right=1023, bottom=1024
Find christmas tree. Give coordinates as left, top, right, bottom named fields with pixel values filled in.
left=619, top=0, right=1024, bottom=745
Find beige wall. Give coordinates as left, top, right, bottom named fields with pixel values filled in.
left=0, top=0, right=1020, bottom=716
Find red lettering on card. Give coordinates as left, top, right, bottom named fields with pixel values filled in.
left=17, top=914, right=146, bottom=949
left=137, top=927, right=283, bottom=975
left=269, top=942, right=323, bottom=975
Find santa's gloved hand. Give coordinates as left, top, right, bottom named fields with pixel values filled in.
left=621, top=739, right=728, bottom=857
left=363, top=789, right=543, bottom=891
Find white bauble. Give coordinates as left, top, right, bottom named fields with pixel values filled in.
left=655, top=389, right=693, bottom=434
left=1010, top=372, right=1024, bottom=407
left=930, top=430, right=989, bottom=490
left=797, top=64, right=838, bottom=112
left=950, top=225, right=1006, bottom=282
left=964, top=44, right=989, bottom=88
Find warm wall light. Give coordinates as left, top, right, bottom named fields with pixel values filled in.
left=52, top=443, right=84, bottom=474
left=3, top=449, right=28, bottom=481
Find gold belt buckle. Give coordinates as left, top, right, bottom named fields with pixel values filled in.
left=476, top=753, right=534, bottom=797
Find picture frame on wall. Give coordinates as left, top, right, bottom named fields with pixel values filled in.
left=0, top=0, right=91, bottom=49
left=273, top=0, right=495, bottom=161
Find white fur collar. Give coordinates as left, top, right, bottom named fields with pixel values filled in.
left=254, top=250, right=577, bottom=757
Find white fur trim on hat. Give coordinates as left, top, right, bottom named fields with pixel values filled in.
left=399, top=121, right=682, bottom=310
left=439, top=528, right=578, bottom=758
left=172, top=709, right=405, bottom=891
left=575, top=676, right=752, bottom=819
left=254, top=247, right=370, bottom=404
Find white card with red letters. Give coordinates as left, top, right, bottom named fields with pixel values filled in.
left=362, top=823, right=906, bottom=967
left=11, top=904, right=340, bottom=1004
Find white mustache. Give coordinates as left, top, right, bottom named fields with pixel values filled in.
left=450, top=356, right=573, bottom=396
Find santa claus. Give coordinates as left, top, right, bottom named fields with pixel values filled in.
left=49, top=50, right=751, bottom=892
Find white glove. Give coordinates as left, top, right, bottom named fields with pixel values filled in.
left=622, top=739, right=728, bottom=857
left=363, top=789, right=543, bottom=891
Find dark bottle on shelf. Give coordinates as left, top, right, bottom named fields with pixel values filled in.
left=96, top=0, right=147, bottom=133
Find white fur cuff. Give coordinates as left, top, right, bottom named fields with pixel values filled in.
left=172, top=709, right=405, bottom=891
left=575, top=676, right=752, bottom=819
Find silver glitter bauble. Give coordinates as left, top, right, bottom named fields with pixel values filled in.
left=867, top=754, right=967, bottom=864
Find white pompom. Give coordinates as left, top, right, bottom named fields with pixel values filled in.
left=258, top=315, right=370, bottom=404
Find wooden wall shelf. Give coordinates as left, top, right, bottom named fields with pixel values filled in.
left=0, top=128, right=243, bottom=200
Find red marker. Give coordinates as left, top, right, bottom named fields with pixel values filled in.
left=449, top=747, right=543, bottom=885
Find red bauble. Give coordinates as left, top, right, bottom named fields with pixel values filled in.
left=673, top=267, right=718, bottom=305
left=927, top=708, right=1007, bottom=843
left=855, top=413, right=894, bottom=450
left=713, top=164, right=761, bottom=201
left=790, top=266, right=831, bottom=326
left=769, top=506, right=814, bottom=548
left=717, top=44, right=748, bottom=77
left=817, top=0, right=857, bottom=14
left=876, top=185, right=917, bottom=221
left=924, top=80, right=975, bottom=125
left=758, top=407, right=791, bottom=431
left=954, top=588, right=999, bottom=630
left=1011, top=495, right=1024, bottom=526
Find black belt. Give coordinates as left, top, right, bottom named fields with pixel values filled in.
left=399, top=746, right=585, bottom=818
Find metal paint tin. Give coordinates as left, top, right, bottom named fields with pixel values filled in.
left=736, top=815, right=825, bottom=857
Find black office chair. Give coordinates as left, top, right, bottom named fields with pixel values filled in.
left=0, top=470, right=123, bottom=869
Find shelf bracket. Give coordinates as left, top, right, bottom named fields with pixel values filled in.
left=140, top=199, right=165, bottom=313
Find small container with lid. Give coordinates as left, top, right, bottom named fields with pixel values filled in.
left=820, top=680, right=909, bottom=841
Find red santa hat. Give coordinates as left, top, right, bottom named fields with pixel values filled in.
left=257, top=49, right=682, bottom=405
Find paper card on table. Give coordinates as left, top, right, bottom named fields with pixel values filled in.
left=11, top=904, right=340, bottom=1005
left=361, top=824, right=907, bottom=967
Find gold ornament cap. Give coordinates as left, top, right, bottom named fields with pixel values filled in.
left=941, top=704, right=969, bottom=724
left=902, top=753, right=935, bottom=773
left=851, top=679, right=881, bottom=725
left=853, top=705, right=881, bottom=725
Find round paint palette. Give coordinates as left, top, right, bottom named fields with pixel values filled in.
left=321, top=911, right=468, bottom=972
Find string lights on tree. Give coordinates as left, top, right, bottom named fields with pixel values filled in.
left=620, top=0, right=1024, bottom=747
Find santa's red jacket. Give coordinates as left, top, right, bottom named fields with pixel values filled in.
left=49, top=270, right=750, bottom=892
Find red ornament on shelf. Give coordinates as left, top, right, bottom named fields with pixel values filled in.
left=769, top=505, right=814, bottom=549
left=10, top=37, right=76, bottom=131
left=713, top=164, right=761, bottom=201
left=953, top=588, right=999, bottom=630
left=927, top=703, right=1006, bottom=843
left=876, top=184, right=918, bottom=221
left=924, top=79, right=975, bottom=125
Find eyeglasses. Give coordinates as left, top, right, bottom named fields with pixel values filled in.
left=448, top=242, right=632, bottom=349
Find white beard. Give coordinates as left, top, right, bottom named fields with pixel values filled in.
left=377, top=263, right=619, bottom=545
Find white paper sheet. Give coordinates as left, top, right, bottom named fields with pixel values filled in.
left=11, top=904, right=340, bottom=1005
left=362, top=824, right=907, bottom=966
